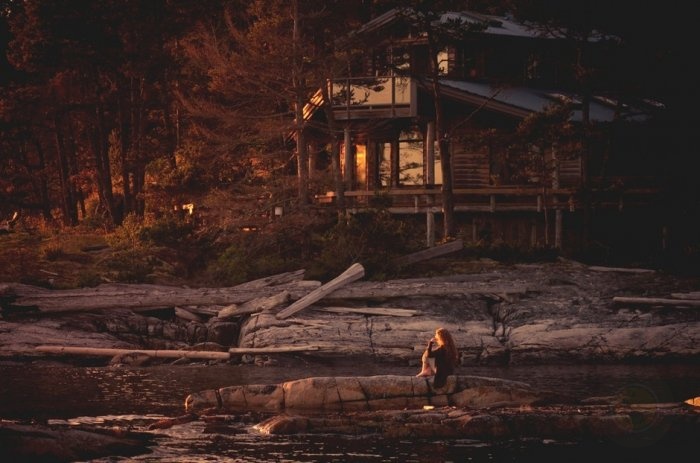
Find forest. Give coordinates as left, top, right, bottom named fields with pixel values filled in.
left=0, top=1, right=697, bottom=288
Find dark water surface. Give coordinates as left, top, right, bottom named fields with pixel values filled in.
left=1, top=361, right=698, bottom=462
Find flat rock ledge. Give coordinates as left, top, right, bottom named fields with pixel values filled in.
left=0, top=421, right=155, bottom=463
left=254, top=403, right=699, bottom=444
left=183, top=374, right=699, bottom=445
left=185, top=375, right=568, bottom=414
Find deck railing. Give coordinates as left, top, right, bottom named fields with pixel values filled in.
left=314, top=184, right=659, bottom=214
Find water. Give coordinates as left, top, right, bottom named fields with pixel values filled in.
left=1, top=360, right=698, bottom=462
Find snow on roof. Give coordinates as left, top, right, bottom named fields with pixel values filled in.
left=439, top=79, right=652, bottom=122
left=353, top=8, right=545, bottom=38
left=353, top=8, right=610, bottom=42
left=441, top=11, right=548, bottom=38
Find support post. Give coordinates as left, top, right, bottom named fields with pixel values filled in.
left=552, top=144, right=562, bottom=250
left=390, top=139, right=400, bottom=187
left=344, top=127, right=352, bottom=186
left=426, top=121, right=436, bottom=247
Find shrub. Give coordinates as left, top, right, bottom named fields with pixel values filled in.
left=107, top=213, right=144, bottom=251
left=77, top=271, right=102, bottom=288
left=139, top=216, right=195, bottom=247
left=42, top=245, right=66, bottom=261
left=309, top=210, right=419, bottom=281
left=104, top=249, right=154, bottom=283
left=207, top=244, right=251, bottom=285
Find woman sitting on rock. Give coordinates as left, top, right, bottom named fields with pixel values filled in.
left=416, top=327, right=459, bottom=388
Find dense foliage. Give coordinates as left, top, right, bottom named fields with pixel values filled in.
left=0, top=1, right=696, bottom=286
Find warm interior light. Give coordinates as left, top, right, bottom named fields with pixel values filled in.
left=685, top=397, right=700, bottom=407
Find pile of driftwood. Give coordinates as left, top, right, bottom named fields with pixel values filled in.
left=4, top=239, right=692, bottom=362
left=3, top=241, right=508, bottom=361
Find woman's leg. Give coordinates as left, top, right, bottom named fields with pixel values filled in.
left=416, top=350, right=435, bottom=377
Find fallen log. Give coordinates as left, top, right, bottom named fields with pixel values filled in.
left=276, top=263, right=365, bottom=320
left=3, top=276, right=529, bottom=315
left=612, top=296, right=700, bottom=307
left=670, top=292, right=700, bottom=300
left=218, top=290, right=291, bottom=319
left=314, top=306, right=418, bottom=317
left=178, top=305, right=221, bottom=317
left=8, top=280, right=320, bottom=314
left=232, top=269, right=306, bottom=290
left=35, top=345, right=321, bottom=359
left=174, top=307, right=203, bottom=322
left=227, top=345, right=320, bottom=354
left=588, top=266, right=655, bottom=274
left=393, top=239, right=463, bottom=267
left=36, top=345, right=231, bottom=359
left=327, top=280, right=531, bottom=300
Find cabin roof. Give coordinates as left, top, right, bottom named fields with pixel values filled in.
left=350, top=8, right=547, bottom=40
left=349, top=8, right=612, bottom=44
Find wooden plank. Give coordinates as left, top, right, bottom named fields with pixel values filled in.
left=612, top=296, right=700, bottom=307
left=276, top=263, right=365, bottom=320
left=393, top=239, right=463, bottom=267
left=314, top=306, right=418, bottom=317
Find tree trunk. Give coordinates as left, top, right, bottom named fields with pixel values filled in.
left=31, top=140, right=53, bottom=221
left=92, top=101, right=118, bottom=225
left=427, top=32, right=455, bottom=239
left=320, top=79, right=346, bottom=214
left=53, top=113, right=78, bottom=226
left=293, top=0, right=309, bottom=206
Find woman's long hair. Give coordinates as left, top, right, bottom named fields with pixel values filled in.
left=436, top=328, right=459, bottom=366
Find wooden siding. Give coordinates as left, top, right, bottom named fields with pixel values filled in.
left=452, top=150, right=490, bottom=188
left=559, top=157, right=582, bottom=187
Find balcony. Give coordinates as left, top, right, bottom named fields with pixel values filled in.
left=329, top=75, right=416, bottom=120
left=314, top=183, right=661, bottom=215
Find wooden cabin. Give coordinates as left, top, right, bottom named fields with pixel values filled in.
left=303, top=8, right=667, bottom=255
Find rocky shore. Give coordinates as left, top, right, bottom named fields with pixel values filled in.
left=1, top=259, right=699, bottom=461
left=1, top=259, right=698, bottom=366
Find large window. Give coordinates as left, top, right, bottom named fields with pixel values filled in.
left=339, top=144, right=367, bottom=190
left=378, top=130, right=442, bottom=187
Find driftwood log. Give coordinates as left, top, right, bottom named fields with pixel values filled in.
left=613, top=296, right=700, bottom=308
left=276, top=263, right=366, bottom=319
left=588, top=266, right=655, bottom=274
left=35, top=345, right=321, bottom=359
left=392, top=239, right=463, bottom=267
left=1, top=278, right=531, bottom=315
left=1, top=280, right=320, bottom=314
left=217, top=290, right=291, bottom=318
left=313, top=306, right=418, bottom=317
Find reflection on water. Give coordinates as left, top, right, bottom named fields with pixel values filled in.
left=2, top=362, right=698, bottom=420
left=1, top=361, right=699, bottom=462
